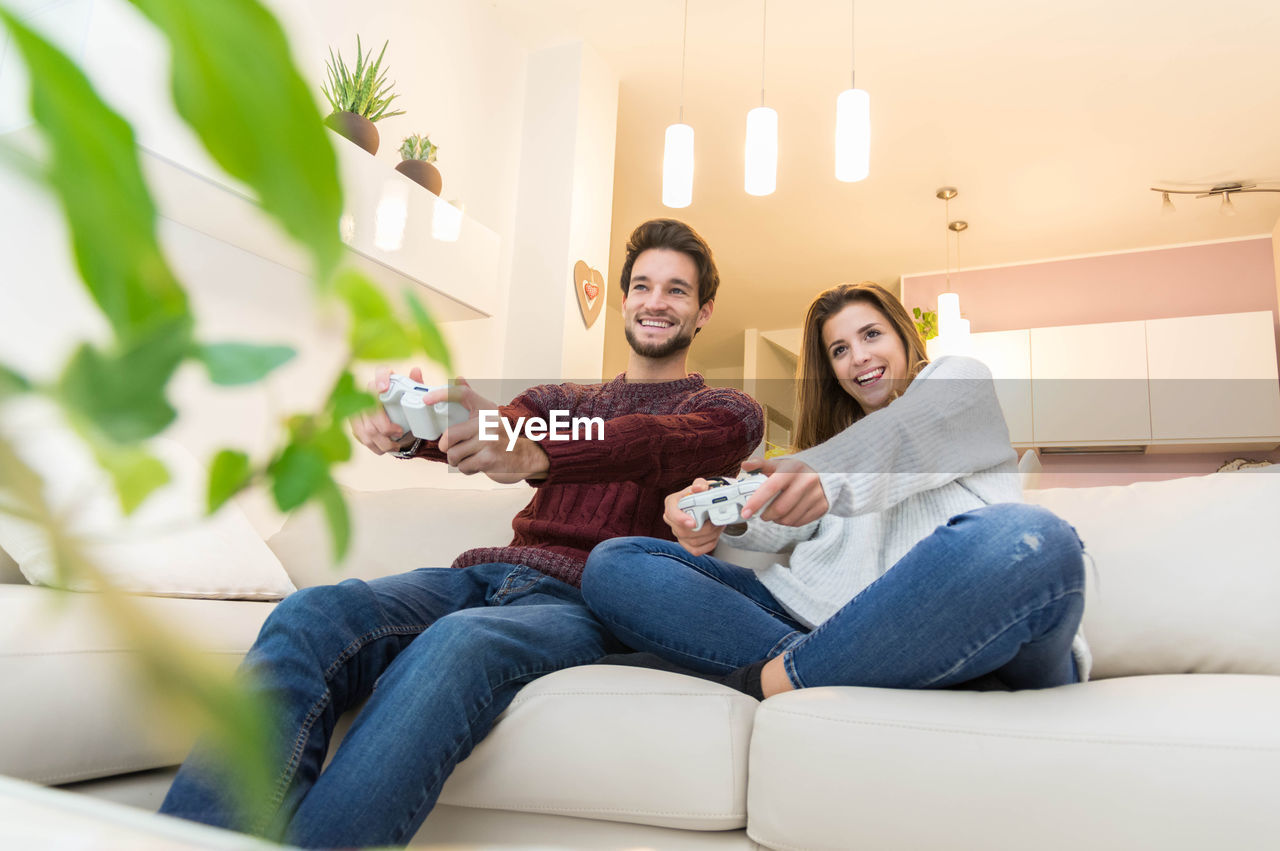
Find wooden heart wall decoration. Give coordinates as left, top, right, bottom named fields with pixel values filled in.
left=573, top=260, right=604, bottom=329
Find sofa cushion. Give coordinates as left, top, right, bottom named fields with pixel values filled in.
left=748, top=676, right=1280, bottom=851
left=267, top=484, right=535, bottom=588
left=0, top=399, right=294, bottom=600
left=1025, top=468, right=1280, bottom=678
left=0, top=584, right=274, bottom=785
left=436, top=666, right=758, bottom=831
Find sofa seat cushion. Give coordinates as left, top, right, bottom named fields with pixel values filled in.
left=0, top=584, right=274, bottom=785
left=747, top=675, right=1280, bottom=851
left=436, top=666, right=759, bottom=831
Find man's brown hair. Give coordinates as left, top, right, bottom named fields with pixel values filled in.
left=618, top=219, right=719, bottom=306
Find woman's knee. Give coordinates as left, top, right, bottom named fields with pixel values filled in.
left=581, top=536, right=657, bottom=608
left=967, top=503, right=1084, bottom=588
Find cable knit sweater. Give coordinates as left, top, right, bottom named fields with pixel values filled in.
left=722, top=356, right=1091, bottom=679
left=408, top=374, right=763, bottom=587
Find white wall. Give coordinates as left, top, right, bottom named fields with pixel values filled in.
left=501, top=41, right=618, bottom=390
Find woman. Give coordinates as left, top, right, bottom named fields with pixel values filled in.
left=581, top=283, right=1088, bottom=699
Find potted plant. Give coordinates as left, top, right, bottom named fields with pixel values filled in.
left=321, top=36, right=405, bottom=155
left=395, top=133, right=442, bottom=195
left=912, top=306, right=939, bottom=341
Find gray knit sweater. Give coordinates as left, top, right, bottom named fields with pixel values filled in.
left=722, top=356, right=1092, bottom=679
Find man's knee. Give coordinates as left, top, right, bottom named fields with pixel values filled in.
left=261, top=580, right=373, bottom=643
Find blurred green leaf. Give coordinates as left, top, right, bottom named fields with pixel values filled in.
left=316, top=475, right=351, bottom=561
left=59, top=317, right=192, bottom=443
left=406, top=291, right=452, bottom=374
left=336, top=270, right=414, bottom=360
left=0, top=364, right=32, bottom=397
left=88, top=439, right=171, bottom=515
left=196, top=342, right=295, bottom=386
left=328, top=371, right=377, bottom=421
left=125, top=0, right=344, bottom=283
left=208, top=449, right=252, bottom=512
left=0, top=9, right=189, bottom=347
left=269, top=443, right=327, bottom=512
left=311, top=420, right=351, bottom=465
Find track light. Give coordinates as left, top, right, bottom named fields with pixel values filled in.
left=1150, top=182, right=1280, bottom=215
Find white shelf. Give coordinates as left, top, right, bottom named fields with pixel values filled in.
left=142, top=139, right=500, bottom=323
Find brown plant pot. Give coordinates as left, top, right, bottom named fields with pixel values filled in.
left=325, top=111, right=379, bottom=155
left=395, top=159, right=443, bottom=196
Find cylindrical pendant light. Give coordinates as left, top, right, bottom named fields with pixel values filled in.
left=835, top=89, right=870, bottom=182
left=663, top=123, right=694, bottom=208
left=745, top=106, right=778, bottom=196
left=744, top=0, right=776, bottom=196
left=662, top=0, right=694, bottom=208
left=835, top=1, right=870, bottom=182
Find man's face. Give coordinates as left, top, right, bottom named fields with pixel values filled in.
left=622, top=248, right=713, bottom=360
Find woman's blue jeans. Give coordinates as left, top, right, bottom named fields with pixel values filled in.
left=159, top=563, right=619, bottom=848
left=581, top=503, right=1085, bottom=690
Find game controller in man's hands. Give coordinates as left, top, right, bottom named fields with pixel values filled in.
left=379, top=374, right=469, bottom=440
left=678, top=472, right=771, bottom=531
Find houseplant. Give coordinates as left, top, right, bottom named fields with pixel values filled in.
left=321, top=35, right=405, bottom=155
left=912, top=306, right=938, bottom=340
left=0, top=0, right=447, bottom=824
left=396, top=133, right=442, bottom=195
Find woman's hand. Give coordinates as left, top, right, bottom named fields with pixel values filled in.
left=740, top=458, right=829, bottom=526
left=663, top=478, right=726, bottom=556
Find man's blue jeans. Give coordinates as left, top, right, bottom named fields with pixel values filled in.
left=159, top=563, right=619, bottom=848
left=581, top=503, right=1084, bottom=690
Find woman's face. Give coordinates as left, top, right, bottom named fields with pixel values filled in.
left=821, top=301, right=909, bottom=413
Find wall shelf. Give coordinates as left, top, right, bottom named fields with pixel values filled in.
left=143, top=139, right=501, bottom=323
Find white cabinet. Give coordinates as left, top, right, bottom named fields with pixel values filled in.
left=1030, top=320, right=1151, bottom=446
left=967, top=329, right=1033, bottom=446
left=969, top=311, right=1280, bottom=452
left=1146, top=312, right=1280, bottom=447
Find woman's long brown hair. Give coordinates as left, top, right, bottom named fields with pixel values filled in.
left=791, top=283, right=930, bottom=451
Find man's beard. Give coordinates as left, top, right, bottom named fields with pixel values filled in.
left=624, top=321, right=696, bottom=359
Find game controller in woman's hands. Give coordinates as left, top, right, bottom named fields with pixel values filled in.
left=678, top=472, right=773, bottom=530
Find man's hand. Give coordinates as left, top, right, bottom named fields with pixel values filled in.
left=663, top=478, right=725, bottom=556
left=434, top=378, right=550, bottom=483
left=740, top=458, right=828, bottom=527
left=350, top=366, right=422, bottom=455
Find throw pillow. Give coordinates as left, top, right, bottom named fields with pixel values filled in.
left=0, top=398, right=295, bottom=600
left=269, top=484, right=533, bottom=588
left=1025, top=467, right=1280, bottom=678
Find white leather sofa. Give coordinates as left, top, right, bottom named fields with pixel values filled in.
left=2, top=467, right=1278, bottom=850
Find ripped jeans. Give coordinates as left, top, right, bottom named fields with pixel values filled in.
left=582, top=503, right=1085, bottom=690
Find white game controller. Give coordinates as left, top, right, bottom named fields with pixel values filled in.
left=379, top=374, right=469, bottom=441
left=678, top=472, right=770, bottom=531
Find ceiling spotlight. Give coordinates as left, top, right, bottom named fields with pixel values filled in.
left=1220, top=192, right=1236, bottom=217
left=1161, top=192, right=1175, bottom=215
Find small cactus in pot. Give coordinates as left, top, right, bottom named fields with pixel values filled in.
left=395, top=133, right=443, bottom=195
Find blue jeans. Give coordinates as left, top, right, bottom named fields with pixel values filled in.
left=581, top=503, right=1084, bottom=690
left=159, top=563, right=620, bottom=848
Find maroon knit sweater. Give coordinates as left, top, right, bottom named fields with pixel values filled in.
left=407, top=374, right=763, bottom=587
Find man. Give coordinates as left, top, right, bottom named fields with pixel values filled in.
left=160, top=218, right=763, bottom=848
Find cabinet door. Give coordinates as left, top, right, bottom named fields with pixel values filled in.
left=967, top=329, right=1032, bottom=446
left=1030, top=320, right=1150, bottom=445
left=1146, top=312, right=1280, bottom=441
